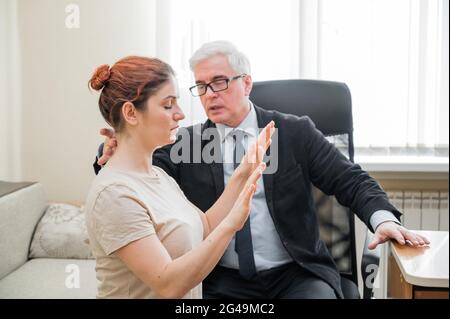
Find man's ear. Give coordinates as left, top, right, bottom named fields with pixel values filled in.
left=243, top=74, right=253, bottom=96
left=122, top=102, right=138, bottom=126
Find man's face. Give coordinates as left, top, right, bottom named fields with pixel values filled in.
left=193, top=54, right=252, bottom=127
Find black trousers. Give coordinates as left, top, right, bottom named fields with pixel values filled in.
left=203, top=262, right=337, bottom=299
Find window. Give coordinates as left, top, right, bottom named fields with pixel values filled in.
left=318, top=0, right=449, bottom=152
left=157, top=0, right=448, bottom=152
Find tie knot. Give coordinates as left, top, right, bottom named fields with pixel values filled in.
left=231, top=129, right=246, bottom=142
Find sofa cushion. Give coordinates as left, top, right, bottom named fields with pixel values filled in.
left=0, top=258, right=97, bottom=298
left=0, top=183, right=47, bottom=279
left=29, top=203, right=94, bottom=259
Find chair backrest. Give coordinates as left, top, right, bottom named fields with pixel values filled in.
left=250, top=79, right=358, bottom=284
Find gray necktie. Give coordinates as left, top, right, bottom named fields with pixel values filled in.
left=232, top=130, right=257, bottom=279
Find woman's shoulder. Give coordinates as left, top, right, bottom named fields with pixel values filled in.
left=85, top=169, right=141, bottom=212
left=94, top=167, right=137, bottom=191
left=152, top=166, right=180, bottom=188
left=152, top=165, right=171, bottom=179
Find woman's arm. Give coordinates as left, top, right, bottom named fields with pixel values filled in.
left=116, top=220, right=233, bottom=298
left=116, top=172, right=261, bottom=299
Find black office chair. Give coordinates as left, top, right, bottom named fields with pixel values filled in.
left=250, top=79, right=380, bottom=299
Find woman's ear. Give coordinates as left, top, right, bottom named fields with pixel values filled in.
left=122, top=102, right=138, bottom=126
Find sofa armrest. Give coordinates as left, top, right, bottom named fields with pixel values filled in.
left=0, top=183, right=47, bottom=279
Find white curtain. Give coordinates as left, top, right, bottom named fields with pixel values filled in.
left=316, top=0, right=449, bottom=152
left=157, top=0, right=448, bottom=152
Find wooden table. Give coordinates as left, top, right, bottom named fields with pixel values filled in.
left=388, top=230, right=449, bottom=299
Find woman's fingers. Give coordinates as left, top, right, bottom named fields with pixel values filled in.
left=237, top=121, right=274, bottom=173
left=257, top=121, right=275, bottom=151
left=246, top=143, right=258, bottom=165
left=243, top=183, right=256, bottom=209
left=245, top=136, right=272, bottom=166
left=247, top=163, right=266, bottom=185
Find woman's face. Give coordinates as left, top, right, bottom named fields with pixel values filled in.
left=136, top=76, right=185, bottom=149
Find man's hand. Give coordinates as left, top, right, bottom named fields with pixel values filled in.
left=97, top=128, right=117, bottom=166
left=368, top=221, right=430, bottom=250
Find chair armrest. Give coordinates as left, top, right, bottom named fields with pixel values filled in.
left=361, top=228, right=381, bottom=299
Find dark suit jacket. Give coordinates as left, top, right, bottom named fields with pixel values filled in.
left=94, top=105, right=401, bottom=298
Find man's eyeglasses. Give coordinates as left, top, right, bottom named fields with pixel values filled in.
left=189, top=74, right=246, bottom=97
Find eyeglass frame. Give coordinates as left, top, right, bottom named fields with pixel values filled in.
left=189, top=74, right=247, bottom=97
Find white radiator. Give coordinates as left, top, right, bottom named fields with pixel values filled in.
left=371, top=191, right=448, bottom=298
left=388, top=191, right=449, bottom=231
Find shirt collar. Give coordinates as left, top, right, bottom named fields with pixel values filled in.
left=216, top=102, right=257, bottom=143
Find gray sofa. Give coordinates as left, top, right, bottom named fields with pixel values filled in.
left=0, top=181, right=97, bottom=298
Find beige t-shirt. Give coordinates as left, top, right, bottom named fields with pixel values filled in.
left=84, top=165, right=204, bottom=299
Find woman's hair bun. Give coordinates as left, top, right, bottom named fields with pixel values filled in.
left=89, top=64, right=111, bottom=91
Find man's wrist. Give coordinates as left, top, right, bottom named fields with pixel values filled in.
left=370, top=210, right=401, bottom=231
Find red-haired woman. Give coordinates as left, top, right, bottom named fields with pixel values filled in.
left=84, top=56, right=274, bottom=299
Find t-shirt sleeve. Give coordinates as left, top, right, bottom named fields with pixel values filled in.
left=91, top=184, right=156, bottom=255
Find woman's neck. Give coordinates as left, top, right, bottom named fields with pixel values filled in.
left=106, top=133, right=155, bottom=175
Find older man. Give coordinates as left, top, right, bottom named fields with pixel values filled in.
left=94, top=41, right=429, bottom=298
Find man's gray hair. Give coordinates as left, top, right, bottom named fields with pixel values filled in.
left=189, top=41, right=251, bottom=75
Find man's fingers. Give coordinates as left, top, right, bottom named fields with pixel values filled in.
left=97, top=144, right=115, bottom=166
left=411, top=233, right=430, bottom=246
left=390, top=228, right=406, bottom=245
left=418, top=234, right=430, bottom=245
left=103, top=145, right=114, bottom=156
left=399, top=228, right=416, bottom=245
left=368, top=233, right=385, bottom=250
left=100, top=128, right=115, bottom=138
left=107, top=138, right=117, bottom=149
left=97, top=155, right=109, bottom=166
left=400, top=229, right=426, bottom=246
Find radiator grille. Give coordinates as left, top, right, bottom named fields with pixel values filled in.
left=388, top=191, right=449, bottom=231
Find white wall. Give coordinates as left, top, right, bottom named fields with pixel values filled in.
left=0, top=0, right=21, bottom=181
left=13, top=0, right=156, bottom=203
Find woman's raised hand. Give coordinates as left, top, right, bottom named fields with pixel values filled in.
left=235, top=121, right=275, bottom=178
left=225, top=162, right=267, bottom=231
